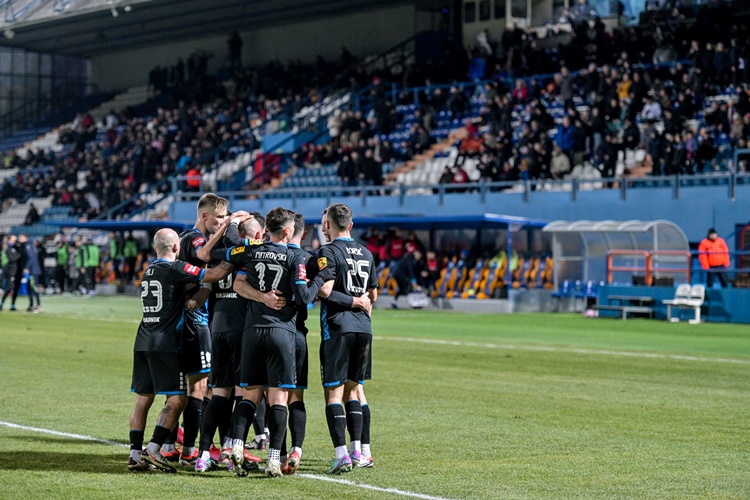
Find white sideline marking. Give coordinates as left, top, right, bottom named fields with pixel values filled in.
left=0, top=420, right=128, bottom=448
left=0, top=420, right=454, bottom=500
left=298, top=474, right=453, bottom=500
left=375, top=336, right=750, bottom=365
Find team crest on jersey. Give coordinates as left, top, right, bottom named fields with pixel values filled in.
left=191, top=237, right=206, bottom=248
left=298, top=263, right=307, bottom=280
left=317, top=257, right=327, bottom=270
left=230, top=246, right=245, bottom=255
left=184, top=263, right=201, bottom=276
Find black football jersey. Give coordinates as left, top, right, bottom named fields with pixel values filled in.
left=224, top=242, right=305, bottom=333
left=288, top=243, right=314, bottom=335
left=178, top=228, right=209, bottom=326
left=209, top=228, right=254, bottom=334
left=134, top=258, right=204, bottom=352
left=318, top=237, right=378, bottom=339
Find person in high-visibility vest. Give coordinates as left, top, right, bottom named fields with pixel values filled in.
left=698, top=228, right=730, bottom=288
left=123, top=232, right=139, bottom=284
left=109, top=232, right=124, bottom=282
left=55, top=240, right=68, bottom=293
left=85, top=239, right=100, bottom=295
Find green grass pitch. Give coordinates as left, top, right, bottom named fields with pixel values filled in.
left=0, top=295, right=749, bottom=499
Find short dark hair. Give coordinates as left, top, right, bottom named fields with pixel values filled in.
left=265, top=207, right=295, bottom=235
left=293, top=212, right=305, bottom=238
left=251, top=211, right=266, bottom=231
left=325, top=203, right=352, bottom=231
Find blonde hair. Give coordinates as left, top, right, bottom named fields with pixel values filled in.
left=197, top=193, right=228, bottom=216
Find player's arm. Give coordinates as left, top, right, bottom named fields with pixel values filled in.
left=233, top=271, right=287, bottom=310
left=195, top=218, right=236, bottom=262
left=222, top=211, right=253, bottom=247
left=291, top=259, right=326, bottom=306
left=186, top=284, right=212, bottom=311
left=202, top=261, right=233, bottom=282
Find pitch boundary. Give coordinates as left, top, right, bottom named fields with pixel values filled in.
left=0, top=420, right=454, bottom=500
left=375, top=336, right=750, bottom=365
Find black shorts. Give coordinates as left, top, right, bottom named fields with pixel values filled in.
left=209, top=330, right=242, bottom=389
left=181, top=323, right=211, bottom=376
left=240, top=326, right=296, bottom=389
left=131, top=350, right=186, bottom=395
left=319, top=332, right=372, bottom=387
left=294, top=330, right=309, bottom=390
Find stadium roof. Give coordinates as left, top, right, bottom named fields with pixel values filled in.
left=0, top=0, right=407, bottom=57
left=352, top=214, right=549, bottom=230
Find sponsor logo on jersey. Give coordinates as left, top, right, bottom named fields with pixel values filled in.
left=298, top=263, right=307, bottom=280
left=184, top=263, right=201, bottom=276
left=230, top=246, right=245, bottom=255
left=318, top=257, right=327, bottom=269
left=192, top=237, right=206, bottom=249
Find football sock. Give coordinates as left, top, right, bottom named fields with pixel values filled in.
left=163, top=426, right=178, bottom=447
left=217, top=396, right=233, bottom=446
left=181, top=396, right=203, bottom=449
left=361, top=404, right=371, bottom=446
left=289, top=401, right=307, bottom=449
left=232, top=399, right=256, bottom=443
left=227, top=395, right=243, bottom=444
left=198, top=395, right=230, bottom=453
left=335, top=445, right=348, bottom=460
left=148, top=424, right=172, bottom=453
left=281, top=433, right=287, bottom=458
left=253, top=396, right=266, bottom=437
left=268, top=405, right=288, bottom=452
left=269, top=448, right=281, bottom=462
left=130, top=430, right=144, bottom=451
left=362, top=444, right=371, bottom=458
left=345, top=400, right=363, bottom=446
left=325, top=403, right=347, bottom=449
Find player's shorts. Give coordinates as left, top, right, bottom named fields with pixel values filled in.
left=294, top=330, right=308, bottom=390
left=209, top=329, right=242, bottom=389
left=131, top=350, right=186, bottom=395
left=239, top=326, right=296, bottom=389
left=319, top=332, right=372, bottom=387
left=181, top=323, right=211, bottom=376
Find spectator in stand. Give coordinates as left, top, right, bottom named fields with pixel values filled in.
left=550, top=145, right=572, bottom=179
left=387, top=229, right=405, bottom=263
left=24, top=203, right=40, bottom=226
left=419, top=250, right=440, bottom=292
left=698, top=228, right=730, bottom=288
left=556, top=115, right=577, bottom=159
left=390, top=249, right=423, bottom=309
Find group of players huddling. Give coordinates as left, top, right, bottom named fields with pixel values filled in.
left=128, top=194, right=377, bottom=477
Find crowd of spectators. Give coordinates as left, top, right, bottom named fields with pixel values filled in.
left=2, top=2, right=750, bottom=226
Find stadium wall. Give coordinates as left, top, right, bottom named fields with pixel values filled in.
left=170, top=184, right=750, bottom=243
left=91, top=2, right=416, bottom=92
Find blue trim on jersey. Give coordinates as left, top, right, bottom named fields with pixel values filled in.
left=158, top=390, right=187, bottom=395
left=296, top=385, right=308, bottom=390
left=225, top=248, right=233, bottom=261
left=176, top=313, right=185, bottom=335
left=186, top=368, right=210, bottom=376
left=335, top=237, right=354, bottom=241
left=357, top=380, right=365, bottom=385
left=295, top=280, right=306, bottom=285
left=198, top=268, right=206, bottom=281
left=153, top=258, right=170, bottom=263
left=323, top=380, right=342, bottom=387
left=237, top=270, right=247, bottom=276
left=267, top=241, right=287, bottom=247
left=288, top=243, right=301, bottom=249
left=238, top=383, right=249, bottom=387
left=278, top=383, right=296, bottom=389
left=243, top=238, right=250, bottom=246
left=320, top=301, right=330, bottom=341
